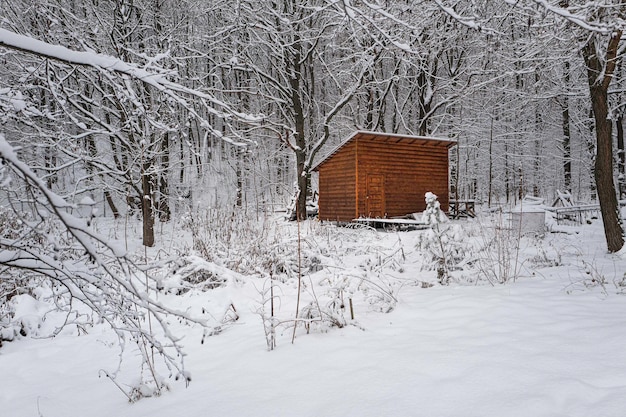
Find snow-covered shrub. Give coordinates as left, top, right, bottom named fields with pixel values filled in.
left=526, top=236, right=561, bottom=268
left=417, top=192, right=467, bottom=285
left=256, top=278, right=279, bottom=351
left=616, top=272, right=626, bottom=293
left=473, top=210, right=525, bottom=284
left=299, top=301, right=323, bottom=333
left=0, top=295, right=37, bottom=345
left=0, top=140, right=208, bottom=398
left=0, top=207, right=50, bottom=345
left=319, top=275, right=353, bottom=328
left=307, top=263, right=399, bottom=333
left=180, top=208, right=298, bottom=280
left=296, top=275, right=355, bottom=332
left=422, top=192, right=449, bottom=225
left=313, top=224, right=403, bottom=312
left=162, top=255, right=237, bottom=294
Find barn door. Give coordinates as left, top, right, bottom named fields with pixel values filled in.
left=366, top=174, right=385, bottom=218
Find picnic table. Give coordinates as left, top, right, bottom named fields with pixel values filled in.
left=449, top=199, right=476, bottom=218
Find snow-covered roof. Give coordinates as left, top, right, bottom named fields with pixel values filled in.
left=312, top=130, right=457, bottom=171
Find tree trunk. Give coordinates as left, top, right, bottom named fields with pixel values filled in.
left=158, top=131, right=171, bottom=222
left=505, top=141, right=510, bottom=204
left=417, top=68, right=432, bottom=136
left=104, top=191, right=120, bottom=219
left=142, top=160, right=155, bottom=247
left=488, top=117, right=494, bottom=207
left=236, top=147, right=244, bottom=208
left=562, top=101, right=572, bottom=193
left=562, top=61, right=572, bottom=193
left=533, top=72, right=542, bottom=197
left=295, top=148, right=309, bottom=221
left=582, top=32, right=624, bottom=253
left=617, top=115, right=625, bottom=199
left=86, top=135, right=120, bottom=219
left=289, top=30, right=308, bottom=221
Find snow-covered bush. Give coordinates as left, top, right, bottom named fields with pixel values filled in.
left=417, top=192, right=467, bottom=284
left=0, top=138, right=206, bottom=398
left=0, top=295, right=37, bottom=346
left=161, top=255, right=237, bottom=294
left=422, top=192, right=449, bottom=226
left=473, top=210, right=525, bottom=284
left=298, top=271, right=395, bottom=333
left=180, top=208, right=298, bottom=279
left=316, top=274, right=355, bottom=328
left=0, top=207, right=53, bottom=345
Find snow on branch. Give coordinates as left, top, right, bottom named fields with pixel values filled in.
left=305, top=53, right=374, bottom=170
left=431, top=0, right=485, bottom=32
left=0, top=28, right=264, bottom=146
left=432, top=0, right=620, bottom=36
left=338, top=0, right=415, bottom=53
left=0, top=133, right=209, bottom=380
left=523, top=0, right=620, bottom=34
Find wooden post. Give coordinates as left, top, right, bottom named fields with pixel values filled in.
left=349, top=298, right=354, bottom=320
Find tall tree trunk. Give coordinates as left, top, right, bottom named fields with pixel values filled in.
left=617, top=115, right=625, bottom=199
left=505, top=141, right=510, bottom=204
left=87, top=135, right=120, bottom=218
left=582, top=31, right=624, bottom=252
left=140, top=127, right=155, bottom=247
left=533, top=72, right=542, bottom=197
left=179, top=131, right=185, bottom=185
left=142, top=159, right=155, bottom=247
left=585, top=122, right=597, bottom=201
left=562, top=61, right=572, bottom=193
left=488, top=117, right=494, bottom=207
left=158, top=131, right=171, bottom=222
left=235, top=147, right=244, bottom=208
left=417, top=68, right=432, bottom=136
left=562, top=102, right=572, bottom=193
left=289, top=30, right=308, bottom=221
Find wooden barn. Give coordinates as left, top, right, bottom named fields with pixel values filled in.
left=312, top=131, right=457, bottom=222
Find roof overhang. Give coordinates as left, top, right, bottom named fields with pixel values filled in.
left=312, top=130, right=457, bottom=171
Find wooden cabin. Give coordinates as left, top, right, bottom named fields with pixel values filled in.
left=312, top=131, right=457, bottom=222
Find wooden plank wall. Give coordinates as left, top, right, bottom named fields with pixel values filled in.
left=318, top=141, right=357, bottom=221
left=355, top=138, right=450, bottom=217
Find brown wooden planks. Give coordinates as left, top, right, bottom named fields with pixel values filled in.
left=317, top=132, right=454, bottom=221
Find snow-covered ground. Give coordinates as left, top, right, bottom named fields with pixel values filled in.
left=2, top=209, right=626, bottom=417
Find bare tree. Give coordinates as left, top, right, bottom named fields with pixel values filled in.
left=221, top=0, right=374, bottom=220
left=582, top=30, right=625, bottom=252
left=0, top=11, right=261, bottom=386
left=0, top=132, right=202, bottom=393
left=430, top=0, right=625, bottom=252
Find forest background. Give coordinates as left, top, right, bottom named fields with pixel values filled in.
left=2, top=0, right=626, bottom=250
left=3, top=1, right=626, bottom=408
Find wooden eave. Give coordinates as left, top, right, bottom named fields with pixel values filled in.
left=312, top=130, right=457, bottom=171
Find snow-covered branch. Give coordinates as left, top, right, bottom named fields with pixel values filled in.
left=305, top=53, right=373, bottom=170
left=0, top=28, right=264, bottom=145
left=526, top=0, right=621, bottom=34
left=431, top=0, right=485, bottom=32
left=0, top=133, right=211, bottom=382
